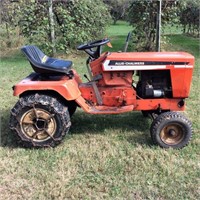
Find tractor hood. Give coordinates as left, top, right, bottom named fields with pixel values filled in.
left=103, top=52, right=194, bottom=71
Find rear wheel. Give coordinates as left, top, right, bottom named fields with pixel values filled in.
left=150, top=112, right=192, bottom=149
left=9, top=94, right=71, bottom=148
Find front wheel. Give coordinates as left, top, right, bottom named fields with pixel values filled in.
left=150, top=112, right=192, bottom=149
left=9, top=94, right=71, bottom=148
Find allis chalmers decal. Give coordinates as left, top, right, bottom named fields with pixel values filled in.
left=108, top=60, right=189, bottom=66
left=112, top=61, right=145, bottom=66
left=103, top=60, right=191, bottom=71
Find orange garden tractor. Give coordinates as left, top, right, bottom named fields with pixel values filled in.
left=9, top=39, right=194, bottom=148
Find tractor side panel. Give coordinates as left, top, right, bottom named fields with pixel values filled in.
left=135, top=98, right=185, bottom=111
left=13, top=73, right=81, bottom=100
left=79, top=83, right=136, bottom=107
left=90, top=53, right=133, bottom=87
left=102, top=71, right=133, bottom=86
left=170, top=68, right=193, bottom=98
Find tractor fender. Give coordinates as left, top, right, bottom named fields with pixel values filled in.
left=13, top=73, right=81, bottom=101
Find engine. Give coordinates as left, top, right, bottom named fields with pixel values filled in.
left=136, top=70, right=172, bottom=98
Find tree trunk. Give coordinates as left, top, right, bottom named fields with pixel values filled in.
left=183, top=24, right=186, bottom=34
left=48, top=0, right=56, bottom=56
left=187, top=23, right=191, bottom=34
left=5, top=23, right=11, bottom=48
left=113, top=19, right=117, bottom=25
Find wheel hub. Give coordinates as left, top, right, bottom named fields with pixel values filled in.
left=20, top=107, right=56, bottom=142
left=160, top=123, right=184, bottom=145
left=168, top=129, right=176, bottom=137
left=35, top=119, right=46, bottom=130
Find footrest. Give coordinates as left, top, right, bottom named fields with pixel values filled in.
left=89, top=105, right=134, bottom=114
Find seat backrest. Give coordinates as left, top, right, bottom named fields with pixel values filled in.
left=21, top=45, right=45, bottom=64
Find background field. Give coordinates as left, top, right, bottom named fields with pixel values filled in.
left=0, top=22, right=199, bottom=199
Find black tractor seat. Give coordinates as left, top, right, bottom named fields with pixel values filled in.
left=21, top=45, right=73, bottom=75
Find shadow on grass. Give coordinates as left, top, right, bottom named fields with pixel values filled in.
left=70, top=109, right=152, bottom=146
left=0, top=108, right=19, bottom=148
left=1, top=108, right=153, bottom=148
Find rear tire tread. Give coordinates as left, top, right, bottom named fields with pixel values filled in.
left=9, top=93, right=71, bottom=148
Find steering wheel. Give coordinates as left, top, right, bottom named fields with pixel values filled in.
left=77, top=38, right=110, bottom=50
left=77, top=38, right=110, bottom=59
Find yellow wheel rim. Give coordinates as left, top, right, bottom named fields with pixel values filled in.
left=160, top=123, right=184, bottom=145
left=20, top=107, right=57, bottom=142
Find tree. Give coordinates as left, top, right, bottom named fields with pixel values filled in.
left=179, top=0, right=200, bottom=37
left=127, top=0, right=178, bottom=51
left=18, top=0, right=111, bottom=53
left=0, top=0, right=20, bottom=47
left=103, top=0, right=131, bottom=24
left=18, top=1, right=52, bottom=52
left=53, top=0, right=111, bottom=50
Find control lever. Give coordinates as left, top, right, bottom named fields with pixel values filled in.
left=84, top=74, right=90, bottom=82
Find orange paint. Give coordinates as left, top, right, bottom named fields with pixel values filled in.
left=13, top=51, right=194, bottom=114
left=14, top=74, right=81, bottom=101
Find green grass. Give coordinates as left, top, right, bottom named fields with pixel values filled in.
left=104, top=20, right=132, bottom=52
left=165, top=34, right=199, bottom=57
left=0, top=22, right=200, bottom=199
left=162, top=24, right=183, bottom=35
left=164, top=34, right=200, bottom=142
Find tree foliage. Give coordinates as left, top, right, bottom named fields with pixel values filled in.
left=127, top=0, right=178, bottom=51
left=179, top=0, right=200, bottom=36
left=1, top=0, right=111, bottom=54
left=103, top=0, right=131, bottom=24
left=1, top=0, right=199, bottom=53
left=19, top=1, right=51, bottom=51
left=0, top=0, right=21, bottom=47
left=19, top=0, right=111, bottom=53
left=53, top=0, right=111, bottom=51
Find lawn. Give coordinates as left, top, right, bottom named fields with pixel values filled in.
left=104, top=20, right=132, bottom=52
left=0, top=22, right=199, bottom=199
